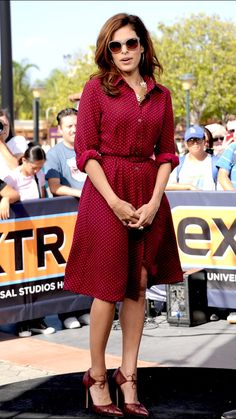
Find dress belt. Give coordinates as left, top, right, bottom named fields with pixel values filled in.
left=100, top=154, right=153, bottom=163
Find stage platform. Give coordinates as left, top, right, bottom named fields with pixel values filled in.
left=1, top=313, right=236, bottom=418
left=0, top=367, right=235, bottom=418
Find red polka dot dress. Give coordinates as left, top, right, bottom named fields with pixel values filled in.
left=64, top=76, right=183, bottom=302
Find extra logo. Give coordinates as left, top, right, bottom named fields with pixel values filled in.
left=172, top=206, right=236, bottom=269
left=0, top=213, right=77, bottom=285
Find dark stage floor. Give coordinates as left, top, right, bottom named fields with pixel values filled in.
left=0, top=367, right=235, bottom=419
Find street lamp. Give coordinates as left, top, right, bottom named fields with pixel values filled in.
left=32, top=85, right=44, bottom=143
left=180, top=73, right=195, bottom=129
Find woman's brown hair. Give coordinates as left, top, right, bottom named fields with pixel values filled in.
left=92, top=13, right=163, bottom=96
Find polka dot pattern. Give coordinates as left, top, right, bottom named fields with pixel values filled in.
left=64, top=77, right=183, bottom=302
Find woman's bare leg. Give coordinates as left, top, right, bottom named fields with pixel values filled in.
left=89, top=298, right=116, bottom=405
left=119, top=266, right=148, bottom=403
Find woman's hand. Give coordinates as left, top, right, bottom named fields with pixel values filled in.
left=128, top=201, right=160, bottom=230
left=0, top=197, right=10, bottom=220
left=110, top=197, right=140, bottom=226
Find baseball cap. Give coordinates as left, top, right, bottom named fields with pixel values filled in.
left=184, top=125, right=205, bottom=142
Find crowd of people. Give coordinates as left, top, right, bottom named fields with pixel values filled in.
left=167, top=118, right=236, bottom=192
left=1, top=107, right=236, bottom=337
left=0, top=106, right=90, bottom=337
left=1, top=11, right=236, bottom=418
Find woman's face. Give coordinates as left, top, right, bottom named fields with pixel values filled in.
left=109, top=24, right=144, bottom=75
left=22, top=159, right=45, bottom=176
left=0, top=115, right=10, bottom=142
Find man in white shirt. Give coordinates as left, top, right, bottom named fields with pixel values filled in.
left=44, top=108, right=89, bottom=329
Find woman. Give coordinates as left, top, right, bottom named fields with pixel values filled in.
left=64, top=13, right=183, bottom=417
left=0, top=179, right=19, bottom=220
left=4, top=142, right=46, bottom=200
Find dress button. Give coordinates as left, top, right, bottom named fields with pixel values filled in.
left=138, top=118, right=142, bottom=123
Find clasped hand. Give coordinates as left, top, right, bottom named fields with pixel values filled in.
left=111, top=198, right=159, bottom=230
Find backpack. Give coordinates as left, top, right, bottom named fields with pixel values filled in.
left=176, top=154, right=218, bottom=188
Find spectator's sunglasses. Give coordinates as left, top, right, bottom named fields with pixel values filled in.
left=213, top=137, right=224, bottom=142
left=187, top=138, right=204, bottom=145
left=108, top=37, right=140, bottom=54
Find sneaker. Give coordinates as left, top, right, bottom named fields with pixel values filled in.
left=31, top=319, right=56, bottom=335
left=227, top=312, right=236, bottom=324
left=78, top=313, right=90, bottom=326
left=210, top=313, right=219, bottom=321
left=63, top=316, right=81, bottom=329
left=17, top=322, right=32, bottom=338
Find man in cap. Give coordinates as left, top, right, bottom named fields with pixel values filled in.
left=166, top=125, right=218, bottom=191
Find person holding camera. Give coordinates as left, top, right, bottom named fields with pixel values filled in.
left=0, top=109, right=28, bottom=179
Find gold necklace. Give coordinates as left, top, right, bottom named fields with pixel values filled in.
left=136, top=79, right=147, bottom=103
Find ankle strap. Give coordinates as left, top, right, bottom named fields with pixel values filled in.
left=126, top=374, right=137, bottom=388
left=114, top=368, right=137, bottom=387
left=93, top=375, right=107, bottom=389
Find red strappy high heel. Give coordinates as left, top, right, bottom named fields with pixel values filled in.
left=112, top=367, right=149, bottom=417
left=83, top=369, right=123, bottom=417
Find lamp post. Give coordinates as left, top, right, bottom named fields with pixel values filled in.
left=180, top=73, right=195, bottom=129
left=45, top=106, right=56, bottom=145
left=32, top=85, right=43, bottom=143
left=0, top=1, right=14, bottom=127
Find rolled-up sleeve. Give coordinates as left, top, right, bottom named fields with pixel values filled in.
left=75, top=80, right=103, bottom=172
left=155, top=153, right=179, bottom=170
left=154, top=89, right=179, bottom=171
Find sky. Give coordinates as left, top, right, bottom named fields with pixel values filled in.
left=10, top=0, right=236, bottom=83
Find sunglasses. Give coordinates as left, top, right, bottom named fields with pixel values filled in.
left=213, top=137, right=224, bottom=142
left=108, top=37, right=140, bottom=54
left=187, top=138, right=204, bottom=145
left=228, top=129, right=235, bottom=133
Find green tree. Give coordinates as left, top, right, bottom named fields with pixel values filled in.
left=40, top=48, right=96, bottom=124
left=152, top=13, right=236, bottom=125
left=13, top=60, right=39, bottom=119
left=20, top=14, right=236, bottom=127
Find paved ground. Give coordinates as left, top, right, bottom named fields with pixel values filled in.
left=1, top=312, right=236, bottom=387
left=2, top=313, right=236, bottom=418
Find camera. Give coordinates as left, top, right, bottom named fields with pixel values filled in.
left=0, top=121, right=3, bottom=133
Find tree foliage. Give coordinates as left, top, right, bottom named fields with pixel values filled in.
left=152, top=13, right=236, bottom=124
left=13, top=60, right=39, bottom=119
left=40, top=48, right=97, bottom=125
left=5, top=14, right=236, bottom=126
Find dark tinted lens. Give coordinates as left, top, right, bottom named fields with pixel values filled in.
left=188, top=138, right=203, bottom=144
left=126, top=38, right=139, bottom=50
left=109, top=41, right=121, bottom=53
left=213, top=137, right=224, bottom=142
